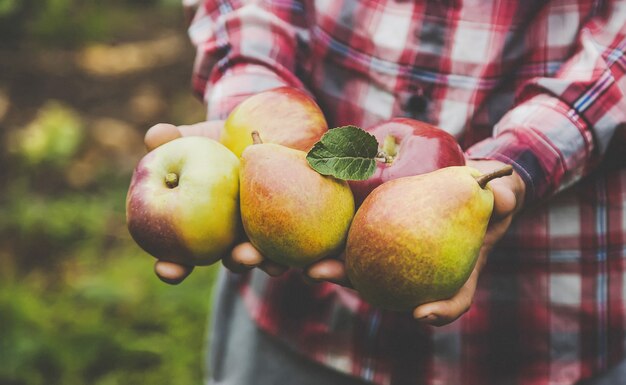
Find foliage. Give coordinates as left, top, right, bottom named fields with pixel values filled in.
left=9, top=101, right=84, bottom=166
left=0, top=2, right=218, bottom=382
left=0, top=0, right=182, bottom=47
left=0, top=96, right=218, bottom=384
left=0, top=257, right=218, bottom=385
left=29, top=0, right=111, bottom=45
left=306, top=125, right=379, bottom=181
left=0, top=0, right=17, bottom=16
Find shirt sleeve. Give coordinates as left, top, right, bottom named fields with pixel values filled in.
left=186, top=0, right=310, bottom=120
left=466, top=3, right=626, bottom=205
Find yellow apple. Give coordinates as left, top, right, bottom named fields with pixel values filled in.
left=126, top=136, right=240, bottom=266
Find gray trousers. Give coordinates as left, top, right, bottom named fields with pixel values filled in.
left=206, top=270, right=371, bottom=385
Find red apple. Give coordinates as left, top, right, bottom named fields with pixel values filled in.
left=348, top=118, right=466, bottom=206
left=221, top=87, right=328, bottom=157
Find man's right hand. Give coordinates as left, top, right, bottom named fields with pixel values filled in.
left=143, top=122, right=288, bottom=284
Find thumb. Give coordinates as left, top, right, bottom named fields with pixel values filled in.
left=144, top=121, right=226, bottom=152
left=145, top=123, right=182, bottom=151
left=178, top=120, right=225, bottom=141
left=154, top=260, right=194, bottom=285
left=489, top=181, right=518, bottom=219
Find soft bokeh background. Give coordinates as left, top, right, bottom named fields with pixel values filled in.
left=0, top=1, right=220, bottom=384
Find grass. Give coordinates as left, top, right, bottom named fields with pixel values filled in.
left=0, top=166, right=221, bottom=385
left=1, top=254, right=219, bottom=385
left=0, top=155, right=221, bottom=385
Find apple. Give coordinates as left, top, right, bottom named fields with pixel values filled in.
left=126, top=136, right=240, bottom=266
left=348, top=118, right=466, bottom=206
left=220, top=87, right=328, bottom=157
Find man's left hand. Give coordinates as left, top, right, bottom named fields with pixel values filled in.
left=305, top=159, right=526, bottom=327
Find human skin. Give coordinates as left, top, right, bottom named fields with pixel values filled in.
left=143, top=121, right=526, bottom=326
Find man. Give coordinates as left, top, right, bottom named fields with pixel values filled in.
left=145, top=0, right=626, bottom=383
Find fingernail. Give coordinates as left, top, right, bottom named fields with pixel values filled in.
left=417, top=314, right=437, bottom=322
left=302, top=267, right=321, bottom=282
left=302, top=269, right=324, bottom=284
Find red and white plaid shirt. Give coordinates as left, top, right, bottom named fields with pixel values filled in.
left=186, top=0, right=626, bottom=384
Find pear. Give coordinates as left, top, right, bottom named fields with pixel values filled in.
left=345, top=165, right=512, bottom=311
left=239, top=133, right=355, bottom=267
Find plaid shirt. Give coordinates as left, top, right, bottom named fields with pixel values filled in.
left=186, top=0, right=626, bottom=384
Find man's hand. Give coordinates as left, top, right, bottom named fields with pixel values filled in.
left=144, top=122, right=288, bottom=284
left=146, top=122, right=526, bottom=327
left=306, top=159, right=526, bottom=326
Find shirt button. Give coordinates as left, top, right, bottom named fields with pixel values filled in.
left=406, top=94, right=428, bottom=115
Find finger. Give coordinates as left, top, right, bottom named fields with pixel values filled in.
left=413, top=293, right=471, bottom=327
left=154, top=260, right=194, bottom=285
left=223, top=243, right=288, bottom=276
left=489, top=181, right=518, bottom=219
left=413, top=269, right=479, bottom=326
left=259, top=260, right=289, bottom=277
left=232, top=242, right=265, bottom=266
left=305, top=258, right=353, bottom=288
left=178, top=121, right=225, bottom=141
left=484, top=215, right=513, bottom=249
left=465, top=159, right=523, bottom=218
left=221, top=254, right=253, bottom=274
left=145, top=123, right=182, bottom=151
left=222, top=242, right=265, bottom=273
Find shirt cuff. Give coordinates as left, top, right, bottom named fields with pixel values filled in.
left=466, top=95, right=593, bottom=205
left=202, top=63, right=305, bottom=120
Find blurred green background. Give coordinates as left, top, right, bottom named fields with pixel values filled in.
left=0, top=1, right=220, bottom=384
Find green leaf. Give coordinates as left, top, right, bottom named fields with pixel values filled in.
left=306, top=125, right=379, bottom=181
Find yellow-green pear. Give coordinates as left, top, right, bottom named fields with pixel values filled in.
left=239, top=134, right=355, bottom=267
left=126, top=136, right=240, bottom=266
left=345, top=165, right=512, bottom=311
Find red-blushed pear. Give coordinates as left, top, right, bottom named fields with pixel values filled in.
left=345, top=165, right=512, bottom=311
left=239, top=132, right=355, bottom=268
left=348, top=118, right=465, bottom=206
left=126, top=136, right=240, bottom=266
left=221, top=87, right=328, bottom=157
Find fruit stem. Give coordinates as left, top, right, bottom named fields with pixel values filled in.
left=375, top=152, right=394, bottom=163
left=251, top=131, right=263, bottom=145
left=382, top=135, right=398, bottom=158
left=165, top=172, right=179, bottom=188
left=375, top=135, right=398, bottom=164
left=475, top=165, right=513, bottom=189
